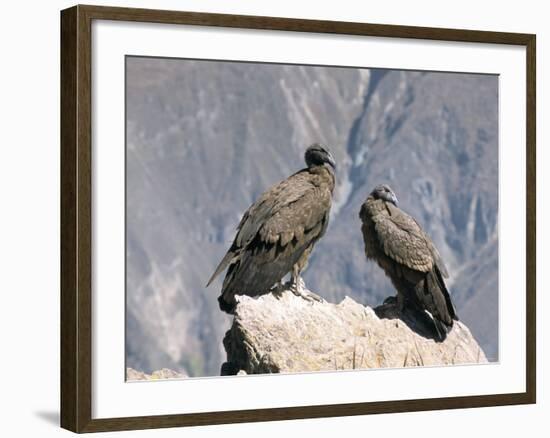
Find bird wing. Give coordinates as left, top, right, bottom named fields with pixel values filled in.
left=235, top=170, right=315, bottom=247
left=410, top=217, right=449, bottom=278
left=258, top=181, right=331, bottom=248
left=372, top=204, right=436, bottom=273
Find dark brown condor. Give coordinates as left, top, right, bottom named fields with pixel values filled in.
left=207, top=143, right=336, bottom=313
left=359, top=184, right=458, bottom=341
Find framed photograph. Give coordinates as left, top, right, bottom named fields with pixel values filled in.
left=60, top=4, right=536, bottom=433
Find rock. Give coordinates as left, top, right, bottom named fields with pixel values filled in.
left=221, top=289, right=487, bottom=375
left=126, top=367, right=187, bottom=381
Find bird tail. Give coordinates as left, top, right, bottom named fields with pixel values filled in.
left=432, top=317, right=451, bottom=342
left=434, top=266, right=459, bottom=321
left=206, top=251, right=236, bottom=287
left=424, top=268, right=456, bottom=342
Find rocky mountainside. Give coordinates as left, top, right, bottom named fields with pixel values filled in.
left=125, top=57, right=498, bottom=377
left=222, top=288, right=486, bottom=375
left=126, top=367, right=186, bottom=381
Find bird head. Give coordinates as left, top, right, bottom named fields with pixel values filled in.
left=370, top=184, right=398, bottom=206
left=305, top=143, right=336, bottom=171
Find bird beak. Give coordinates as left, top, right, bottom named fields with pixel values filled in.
left=326, top=152, right=336, bottom=170
left=390, top=193, right=399, bottom=206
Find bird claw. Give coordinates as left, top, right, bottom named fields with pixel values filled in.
left=301, top=290, right=326, bottom=304
left=289, top=278, right=325, bottom=304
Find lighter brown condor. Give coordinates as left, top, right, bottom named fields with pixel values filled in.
left=359, top=184, right=458, bottom=341
left=207, top=143, right=336, bottom=313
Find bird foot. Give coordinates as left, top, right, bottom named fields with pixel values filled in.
left=383, top=295, right=398, bottom=306
left=270, top=281, right=285, bottom=300
left=383, top=294, right=406, bottom=313
left=288, top=278, right=325, bottom=304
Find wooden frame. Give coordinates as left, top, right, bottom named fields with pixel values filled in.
left=60, top=4, right=536, bottom=433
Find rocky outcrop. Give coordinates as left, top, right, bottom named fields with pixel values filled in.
left=221, top=289, right=486, bottom=375
left=126, top=367, right=186, bottom=381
